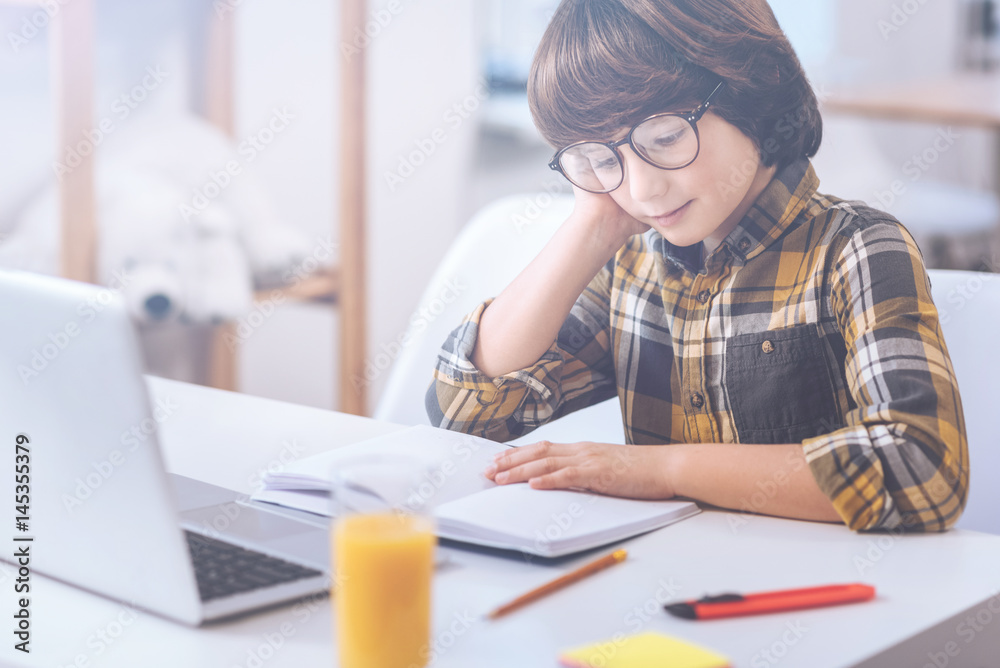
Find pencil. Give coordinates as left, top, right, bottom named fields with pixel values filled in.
left=486, top=549, right=628, bottom=620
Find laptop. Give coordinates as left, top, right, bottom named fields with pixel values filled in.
left=0, top=268, right=332, bottom=625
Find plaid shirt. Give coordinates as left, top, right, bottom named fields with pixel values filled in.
left=426, top=158, right=968, bottom=532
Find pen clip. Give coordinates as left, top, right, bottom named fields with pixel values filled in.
left=696, top=593, right=745, bottom=604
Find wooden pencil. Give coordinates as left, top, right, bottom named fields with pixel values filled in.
left=486, top=549, right=628, bottom=620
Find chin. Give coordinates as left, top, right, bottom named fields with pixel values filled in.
left=657, top=229, right=704, bottom=248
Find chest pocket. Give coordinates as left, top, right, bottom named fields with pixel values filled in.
left=724, top=323, right=839, bottom=444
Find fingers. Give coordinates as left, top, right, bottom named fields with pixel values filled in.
left=484, top=440, right=580, bottom=484
left=486, top=441, right=571, bottom=479
left=527, top=467, right=582, bottom=490
left=493, top=455, right=574, bottom=485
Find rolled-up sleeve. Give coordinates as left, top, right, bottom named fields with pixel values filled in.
left=802, top=218, right=969, bottom=532
left=425, top=261, right=617, bottom=442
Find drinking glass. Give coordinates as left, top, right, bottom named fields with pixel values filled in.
left=329, top=455, right=435, bottom=668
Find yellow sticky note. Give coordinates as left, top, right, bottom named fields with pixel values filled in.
left=559, top=631, right=730, bottom=668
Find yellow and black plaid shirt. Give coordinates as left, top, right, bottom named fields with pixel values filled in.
left=426, top=157, right=968, bottom=532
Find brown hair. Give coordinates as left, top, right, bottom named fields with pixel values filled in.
left=528, top=0, right=822, bottom=169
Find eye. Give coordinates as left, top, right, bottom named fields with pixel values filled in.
left=654, top=128, right=688, bottom=148
left=592, top=156, right=619, bottom=170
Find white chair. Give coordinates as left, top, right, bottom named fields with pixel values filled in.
left=927, top=269, right=1000, bottom=534
left=373, top=193, right=626, bottom=446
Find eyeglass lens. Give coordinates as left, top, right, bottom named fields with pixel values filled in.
left=558, top=115, right=698, bottom=193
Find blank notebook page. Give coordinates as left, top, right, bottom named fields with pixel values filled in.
left=434, top=484, right=696, bottom=547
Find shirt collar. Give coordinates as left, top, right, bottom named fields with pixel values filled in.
left=653, top=157, right=820, bottom=273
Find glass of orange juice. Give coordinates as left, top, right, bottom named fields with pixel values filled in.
left=330, top=456, right=435, bottom=668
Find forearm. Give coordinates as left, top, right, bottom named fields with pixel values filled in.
left=668, top=442, right=843, bottom=524
left=472, top=214, right=624, bottom=379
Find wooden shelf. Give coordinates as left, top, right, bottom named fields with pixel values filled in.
left=8, top=0, right=367, bottom=414
left=254, top=266, right=340, bottom=304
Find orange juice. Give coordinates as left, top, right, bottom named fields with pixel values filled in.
left=333, top=512, right=435, bottom=668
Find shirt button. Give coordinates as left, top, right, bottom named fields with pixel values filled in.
left=737, top=238, right=751, bottom=252
left=697, top=289, right=711, bottom=304
left=761, top=339, right=775, bottom=354
left=690, top=392, right=705, bottom=408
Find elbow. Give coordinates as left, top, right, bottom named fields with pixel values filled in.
left=425, top=379, right=445, bottom=428
left=849, top=460, right=968, bottom=533
left=423, top=377, right=517, bottom=443
left=920, top=458, right=969, bottom=531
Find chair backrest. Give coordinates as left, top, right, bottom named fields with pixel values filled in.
left=374, top=193, right=574, bottom=427
left=927, top=269, right=1000, bottom=534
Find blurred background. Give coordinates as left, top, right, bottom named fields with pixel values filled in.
left=1, top=0, right=998, bottom=415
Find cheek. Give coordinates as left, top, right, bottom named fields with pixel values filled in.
left=674, top=161, right=726, bottom=208
left=698, top=139, right=761, bottom=206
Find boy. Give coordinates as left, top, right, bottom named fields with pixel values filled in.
left=426, top=0, right=967, bottom=532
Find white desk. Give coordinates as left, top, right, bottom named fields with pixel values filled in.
left=6, top=376, right=1000, bottom=668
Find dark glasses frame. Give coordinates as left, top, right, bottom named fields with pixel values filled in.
left=547, top=80, right=725, bottom=193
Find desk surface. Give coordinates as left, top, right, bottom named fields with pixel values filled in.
left=6, top=376, right=1000, bottom=668
left=827, top=72, right=1000, bottom=128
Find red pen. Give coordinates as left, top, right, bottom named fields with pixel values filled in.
left=664, top=583, right=876, bottom=620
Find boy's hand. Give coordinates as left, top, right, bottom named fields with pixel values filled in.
left=569, top=186, right=651, bottom=250
left=483, top=440, right=677, bottom=500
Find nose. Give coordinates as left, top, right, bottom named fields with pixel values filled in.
left=620, top=145, right=669, bottom=203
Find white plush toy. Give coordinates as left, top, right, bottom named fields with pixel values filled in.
left=0, top=112, right=315, bottom=325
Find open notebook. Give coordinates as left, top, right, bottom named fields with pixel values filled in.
left=251, top=425, right=700, bottom=558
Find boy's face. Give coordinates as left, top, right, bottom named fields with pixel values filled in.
left=606, top=110, right=775, bottom=251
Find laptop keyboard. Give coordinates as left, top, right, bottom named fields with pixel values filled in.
left=184, top=530, right=323, bottom=602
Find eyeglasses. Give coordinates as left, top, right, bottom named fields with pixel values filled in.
left=548, top=81, right=725, bottom=194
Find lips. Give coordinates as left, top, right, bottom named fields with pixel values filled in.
left=649, top=200, right=692, bottom=227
